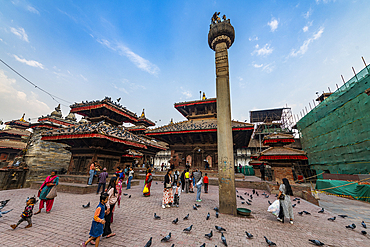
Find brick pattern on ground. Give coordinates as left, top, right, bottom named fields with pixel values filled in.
left=0, top=181, right=369, bottom=247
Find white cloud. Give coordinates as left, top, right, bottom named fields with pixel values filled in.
left=290, top=27, right=324, bottom=57
left=253, top=63, right=264, bottom=68
left=80, top=74, right=88, bottom=82
left=268, top=18, right=279, bottom=32
left=248, top=36, right=259, bottom=41
left=27, top=6, right=39, bottom=14
left=13, top=55, right=44, bottom=69
left=179, top=87, right=192, bottom=99
left=316, top=0, right=336, bottom=3
left=0, top=70, right=51, bottom=119
left=262, top=63, right=275, bottom=73
left=303, top=9, right=312, bottom=19
left=303, top=21, right=313, bottom=32
left=97, top=38, right=159, bottom=75
left=252, top=44, right=273, bottom=56
left=10, top=27, right=29, bottom=42
left=238, top=77, right=247, bottom=88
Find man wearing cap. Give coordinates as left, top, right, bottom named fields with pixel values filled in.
left=97, top=168, right=109, bottom=194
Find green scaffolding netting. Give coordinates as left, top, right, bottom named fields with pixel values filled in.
left=297, top=65, right=370, bottom=174
left=316, top=179, right=370, bottom=202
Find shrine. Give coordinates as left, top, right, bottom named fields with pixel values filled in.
left=41, top=97, right=166, bottom=174
left=145, top=94, right=254, bottom=170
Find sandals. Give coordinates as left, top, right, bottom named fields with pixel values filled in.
left=106, top=233, right=116, bottom=238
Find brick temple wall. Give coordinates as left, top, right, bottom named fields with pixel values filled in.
left=273, top=166, right=294, bottom=184
left=24, top=129, right=71, bottom=186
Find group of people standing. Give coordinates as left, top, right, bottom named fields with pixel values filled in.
left=161, top=169, right=209, bottom=208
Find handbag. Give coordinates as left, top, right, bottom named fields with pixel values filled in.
left=278, top=193, right=285, bottom=200
left=46, top=185, right=58, bottom=199
left=166, top=183, right=172, bottom=189
left=267, top=200, right=280, bottom=216
left=143, top=185, right=149, bottom=194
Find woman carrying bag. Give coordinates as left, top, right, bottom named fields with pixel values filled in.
left=277, top=178, right=294, bottom=224
left=35, top=171, right=59, bottom=214
left=162, top=169, right=173, bottom=208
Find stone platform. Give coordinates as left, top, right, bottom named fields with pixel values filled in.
left=30, top=174, right=140, bottom=194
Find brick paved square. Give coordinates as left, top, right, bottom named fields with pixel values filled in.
left=0, top=182, right=369, bottom=246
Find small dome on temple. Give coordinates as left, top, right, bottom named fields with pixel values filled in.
left=51, top=104, right=62, bottom=118
left=65, top=112, right=77, bottom=121
left=79, top=118, right=88, bottom=123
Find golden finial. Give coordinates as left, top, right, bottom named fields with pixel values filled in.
left=202, top=92, right=206, bottom=100
left=19, top=113, right=26, bottom=122
left=170, top=118, right=174, bottom=124
left=140, top=109, right=145, bottom=118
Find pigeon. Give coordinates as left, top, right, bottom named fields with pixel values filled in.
left=250, top=195, right=253, bottom=200
left=292, top=204, right=296, bottom=208
left=264, top=236, right=276, bottom=246
left=129, top=195, right=131, bottom=198
left=193, top=205, right=198, bottom=210
left=309, top=239, right=324, bottom=246
left=155, top=182, right=158, bottom=185
left=361, top=230, right=367, bottom=235
left=214, top=207, right=219, bottom=212
left=215, top=226, right=226, bottom=232
left=241, top=202, right=245, bottom=204
left=205, top=230, right=213, bottom=239
left=361, top=221, right=367, bottom=228
left=338, top=214, right=348, bottom=218
left=298, top=211, right=304, bottom=215
left=256, top=192, right=259, bottom=196
left=246, top=202, right=251, bottom=206
left=144, top=237, right=152, bottom=247
left=123, top=193, right=128, bottom=196
left=244, top=192, right=248, bottom=195
left=195, top=204, right=201, bottom=207
left=161, top=232, right=171, bottom=242
left=0, top=199, right=10, bottom=205
left=297, top=200, right=300, bottom=204
left=183, top=214, right=189, bottom=220
left=245, top=231, right=253, bottom=239
left=293, top=198, right=297, bottom=201
left=346, top=223, right=356, bottom=229
left=240, top=196, right=245, bottom=200
left=252, top=189, right=255, bottom=194
left=82, top=202, right=90, bottom=208
left=172, top=218, right=178, bottom=224
left=206, top=212, right=210, bottom=220
left=265, top=195, right=269, bottom=198
left=221, top=232, right=227, bottom=246
left=216, top=212, right=219, bottom=218
left=268, top=201, right=272, bottom=205
left=154, top=213, right=161, bottom=219
left=183, top=225, right=193, bottom=232
left=0, top=209, right=13, bottom=217
left=236, top=189, right=238, bottom=193
left=237, top=195, right=240, bottom=198
left=328, top=217, right=336, bottom=221
left=303, top=211, right=311, bottom=215
left=318, top=208, right=324, bottom=213
left=247, top=199, right=252, bottom=203
left=200, top=244, right=206, bottom=247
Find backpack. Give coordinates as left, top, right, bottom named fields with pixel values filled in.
left=147, top=175, right=153, bottom=183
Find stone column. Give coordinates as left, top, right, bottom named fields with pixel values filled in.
left=208, top=17, right=236, bottom=215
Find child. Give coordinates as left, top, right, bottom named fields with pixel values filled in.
left=203, top=173, right=209, bottom=193
left=11, top=197, right=36, bottom=229
left=81, top=193, right=108, bottom=247
left=173, top=181, right=181, bottom=207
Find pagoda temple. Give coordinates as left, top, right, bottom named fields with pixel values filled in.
left=41, top=97, right=166, bottom=174
left=256, top=133, right=307, bottom=183
left=145, top=95, right=254, bottom=169
left=0, top=115, right=31, bottom=166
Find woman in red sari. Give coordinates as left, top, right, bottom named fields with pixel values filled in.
left=143, top=169, right=153, bottom=197
left=35, top=171, right=59, bottom=214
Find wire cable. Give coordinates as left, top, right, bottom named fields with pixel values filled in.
left=0, top=58, right=72, bottom=107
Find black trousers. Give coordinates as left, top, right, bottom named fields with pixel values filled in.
left=278, top=200, right=284, bottom=222
left=204, top=183, right=208, bottom=193
left=173, top=194, right=179, bottom=205
left=102, top=203, right=115, bottom=237
left=181, top=179, right=185, bottom=190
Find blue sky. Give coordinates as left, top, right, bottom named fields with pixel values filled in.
left=1, top=0, right=369, bottom=127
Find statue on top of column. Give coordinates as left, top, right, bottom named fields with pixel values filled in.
left=211, top=12, right=230, bottom=25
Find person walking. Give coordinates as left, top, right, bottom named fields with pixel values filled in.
left=97, top=168, right=108, bottom=194
left=180, top=170, right=185, bottom=192
left=88, top=162, right=96, bottom=185
left=162, top=169, right=173, bottom=208
left=143, top=169, right=153, bottom=197
left=35, top=171, right=59, bottom=214
left=185, top=169, right=190, bottom=193
left=10, top=197, right=36, bottom=229
left=203, top=173, right=209, bottom=193
left=126, top=167, right=134, bottom=189
left=102, top=177, right=118, bottom=239
left=277, top=178, right=294, bottom=224
left=173, top=181, right=181, bottom=207
left=80, top=193, right=108, bottom=247
left=193, top=169, right=203, bottom=202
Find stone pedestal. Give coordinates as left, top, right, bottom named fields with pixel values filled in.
left=208, top=17, right=237, bottom=215
left=273, top=166, right=294, bottom=184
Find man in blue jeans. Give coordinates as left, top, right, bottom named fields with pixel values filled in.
left=193, top=169, right=203, bottom=202
left=127, top=167, right=134, bottom=189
